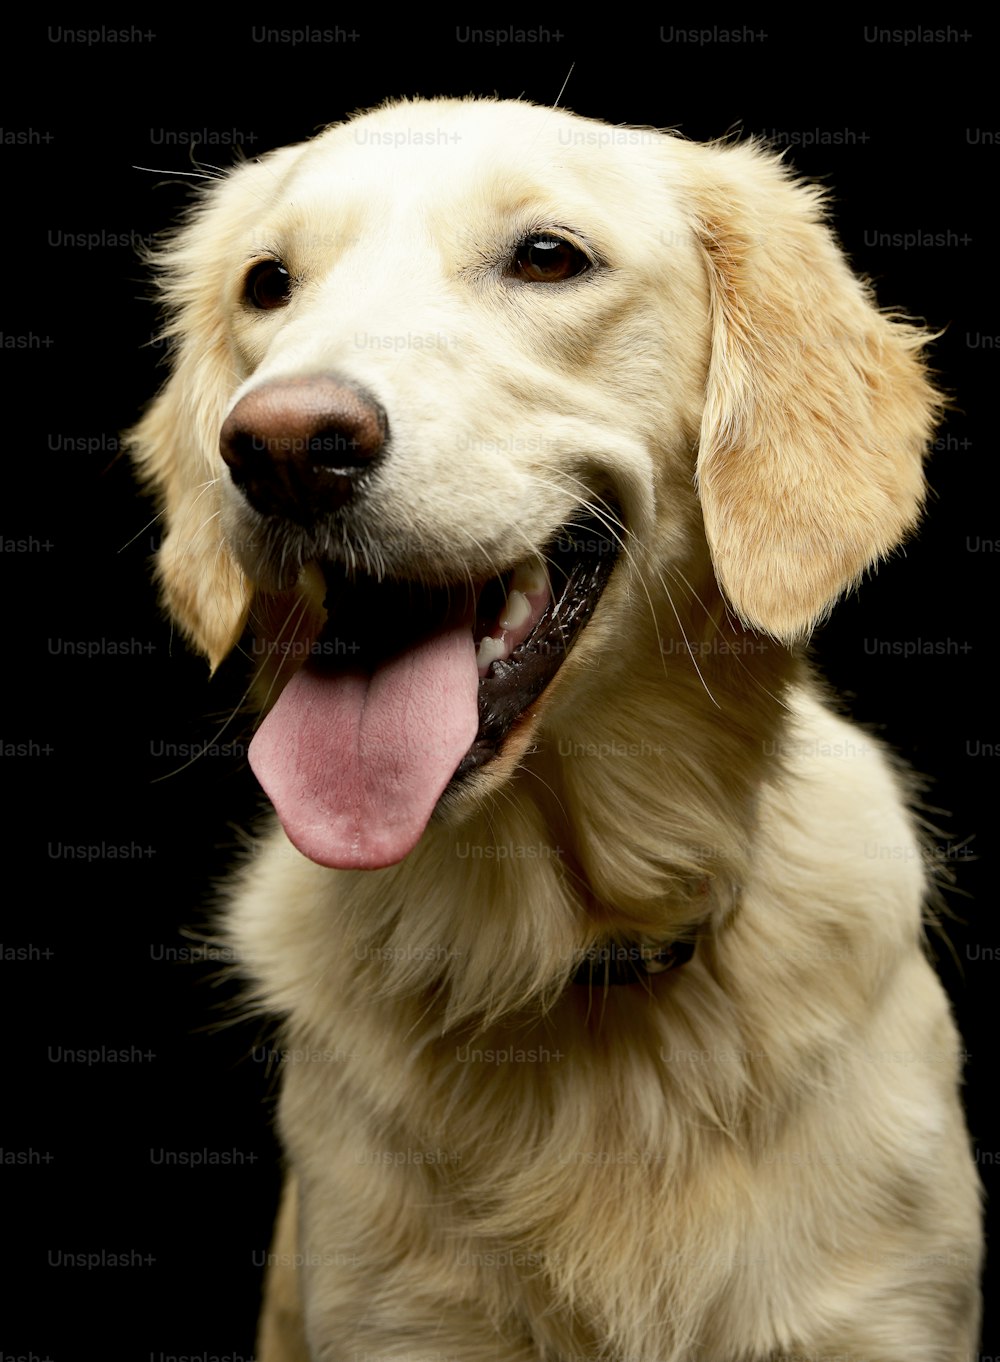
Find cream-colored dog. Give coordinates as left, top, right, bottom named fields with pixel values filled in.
left=131, top=98, right=982, bottom=1360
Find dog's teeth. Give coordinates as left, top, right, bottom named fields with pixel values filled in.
left=477, top=636, right=508, bottom=671
left=298, top=561, right=328, bottom=611
left=509, top=559, right=548, bottom=598
left=500, top=590, right=531, bottom=631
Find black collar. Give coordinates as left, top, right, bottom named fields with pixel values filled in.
left=571, top=937, right=696, bottom=986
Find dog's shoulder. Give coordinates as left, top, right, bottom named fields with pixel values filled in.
left=751, top=685, right=928, bottom=953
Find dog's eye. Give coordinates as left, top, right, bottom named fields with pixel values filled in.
left=511, top=233, right=592, bottom=283
left=244, top=259, right=292, bottom=310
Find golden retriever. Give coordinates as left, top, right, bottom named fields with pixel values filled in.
left=130, top=98, right=982, bottom=1360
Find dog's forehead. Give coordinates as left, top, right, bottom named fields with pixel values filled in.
left=271, top=99, right=685, bottom=247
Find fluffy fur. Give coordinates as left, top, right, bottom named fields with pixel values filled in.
left=131, top=98, right=981, bottom=1360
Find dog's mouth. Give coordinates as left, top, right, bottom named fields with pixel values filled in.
left=248, top=510, right=620, bottom=870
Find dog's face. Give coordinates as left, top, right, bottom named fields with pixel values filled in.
left=131, top=98, right=938, bottom=871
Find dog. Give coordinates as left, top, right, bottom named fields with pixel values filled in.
left=131, top=97, right=982, bottom=1360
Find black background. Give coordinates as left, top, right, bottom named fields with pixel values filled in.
left=5, top=19, right=995, bottom=1359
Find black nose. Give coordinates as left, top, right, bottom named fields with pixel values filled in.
left=220, top=376, right=388, bottom=524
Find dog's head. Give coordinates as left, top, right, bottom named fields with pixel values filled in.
left=131, top=98, right=939, bottom=871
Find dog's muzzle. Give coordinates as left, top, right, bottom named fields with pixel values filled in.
left=224, top=379, right=622, bottom=873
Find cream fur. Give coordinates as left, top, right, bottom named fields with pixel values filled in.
left=130, top=98, right=980, bottom=1360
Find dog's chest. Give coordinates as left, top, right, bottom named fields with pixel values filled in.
left=270, top=986, right=835, bottom=1358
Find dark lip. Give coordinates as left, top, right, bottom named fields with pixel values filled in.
left=306, top=508, right=621, bottom=774
left=454, top=512, right=620, bottom=779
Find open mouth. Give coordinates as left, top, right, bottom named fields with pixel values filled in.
left=248, top=509, right=620, bottom=869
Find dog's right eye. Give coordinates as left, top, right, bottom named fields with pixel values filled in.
left=510, top=233, right=593, bottom=283
left=244, top=260, right=292, bottom=310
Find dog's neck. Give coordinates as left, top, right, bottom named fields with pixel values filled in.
left=535, top=580, right=795, bottom=910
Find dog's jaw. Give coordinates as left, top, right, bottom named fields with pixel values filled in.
left=246, top=508, right=622, bottom=869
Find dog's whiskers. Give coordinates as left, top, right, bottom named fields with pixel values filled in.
left=650, top=564, right=720, bottom=708
left=248, top=593, right=313, bottom=702
left=118, top=505, right=167, bottom=554
left=542, top=472, right=721, bottom=708
left=149, top=591, right=309, bottom=783
left=133, top=163, right=229, bottom=183
left=664, top=564, right=792, bottom=713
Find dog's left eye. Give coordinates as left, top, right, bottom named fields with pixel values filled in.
left=511, top=233, right=592, bottom=283
left=244, top=259, right=293, bottom=310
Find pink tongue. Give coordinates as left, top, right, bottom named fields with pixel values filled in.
left=249, top=624, right=479, bottom=869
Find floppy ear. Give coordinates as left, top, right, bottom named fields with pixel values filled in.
left=128, top=147, right=304, bottom=669
left=131, top=359, right=250, bottom=672
left=684, top=142, right=941, bottom=642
